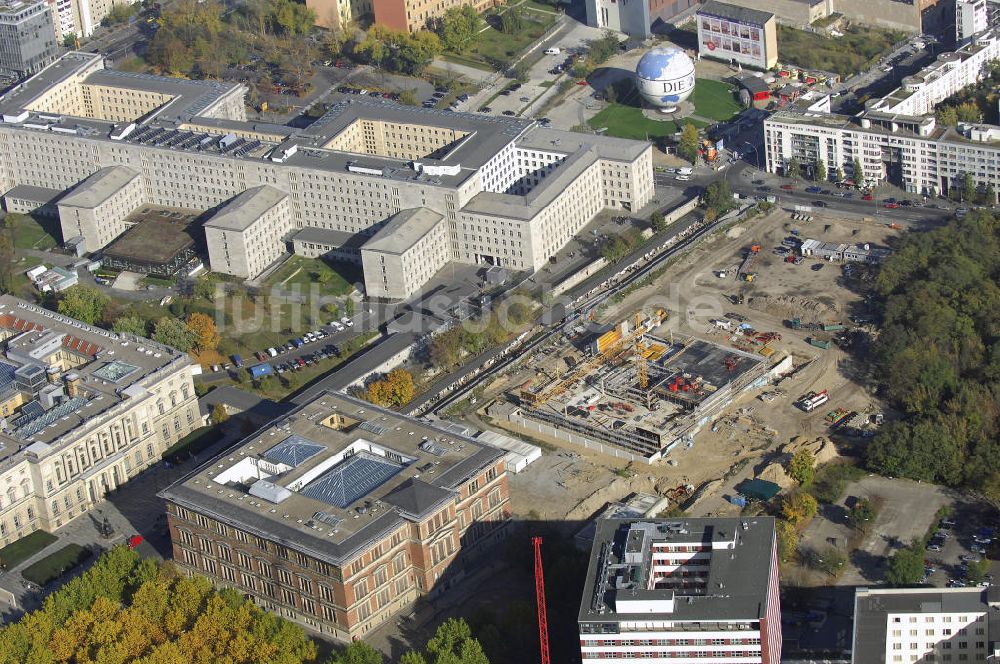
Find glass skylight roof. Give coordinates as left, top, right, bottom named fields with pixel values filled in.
left=299, top=452, right=403, bottom=509
left=92, top=360, right=139, bottom=382
left=262, top=435, right=325, bottom=468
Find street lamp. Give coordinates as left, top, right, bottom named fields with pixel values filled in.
left=743, top=141, right=760, bottom=172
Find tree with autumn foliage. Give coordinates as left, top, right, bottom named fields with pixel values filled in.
left=0, top=546, right=316, bottom=664
left=781, top=492, right=818, bottom=527
left=186, top=312, right=220, bottom=352
left=366, top=368, right=416, bottom=407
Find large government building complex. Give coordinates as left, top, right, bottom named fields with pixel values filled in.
left=764, top=28, right=1000, bottom=201
left=0, top=294, right=198, bottom=548
left=0, top=52, right=655, bottom=299
left=159, top=391, right=511, bottom=640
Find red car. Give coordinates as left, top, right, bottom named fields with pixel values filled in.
left=884, top=202, right=899, bottom=209
left=780, top=184, right=794, bottom=190
left=576, top=80, right=588, bottom=86
left=127, top=535, right=144, bottom=549
left=862, top=194, right=873, bottom=201
left=784, top=255, right=797, bottom=263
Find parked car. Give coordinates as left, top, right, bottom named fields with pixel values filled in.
left=340, top=316, right=354, bottom=327
left=502, top=110, right=516, bottom=116
left=927, top=544, right=942, bottom=552
left=884, top=202, right=899, bottom=208
left=862, top=193, right=873, bottom=200
left=781, top=184, right=794, bottom=190
left=811, top=263, right=824, bottom=271
left=805, top=186, right=822, bottom=194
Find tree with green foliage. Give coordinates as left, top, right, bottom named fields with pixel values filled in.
left=814, top=158, right=827, bottom=182
left=835, top=166, right=845, bottom=183
left=787, top=450, right=815, bottom=486
left=587, top=31, right=622, bottom=64
left=803, top=547, right=847, bottom=576
left=776, top=518, right=799, bottom=562
left=650, top=211, right=668, bottom=233
left=886, top=545, right=925, bottom=586
left=956, top=100, right=982, bottom=123
left=437, top=5, right=478, bottom=51
left=936, top=105, right=959, bottom=127
left=57, top=285, right=110, bottom=325
left=847, top=497, right=878, bottom=530
left=786, top=157, right=801, bottom=180
left=328, top=641, right=384, bottom=664
left=356, top=26, right=442, bottom=75
left=211, top=403, right=230, bottom=424
left=965, top=558, right=990, bottom=584
left=701, top=180, right=734, bottom=216
left=111, top=314, right=148, bottom=337
left=498, top=3, right=523, bottom=33
left=985, top=183, right=996, bottom=204
left=402, top=618, right=490, bottom=664
left=152, top=316, right=196, bottom=352
left=852, top=157, right=864, bottom=184
left=678, top=123, right=700, bottom=164
left=962, top=171, right=976, bottom=202
left=399, top=89, right=419, bottom=106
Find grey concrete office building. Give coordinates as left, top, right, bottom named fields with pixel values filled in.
left=0, top=0, right=58, bottom=78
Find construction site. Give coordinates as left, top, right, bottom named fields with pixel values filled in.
left=489, top=309, right=772, bottom=463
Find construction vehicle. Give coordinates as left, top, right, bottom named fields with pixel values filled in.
left=737, top=245, right=760, bottom=282
left=786, top=317, right=802, bottom=330
left=701, top=139, right=718, bottom=162
left=824, top=408, right=850, bottom=425
left=800, top=390, right=829, bottom=412
left=808, top=337, right=832, bottom=350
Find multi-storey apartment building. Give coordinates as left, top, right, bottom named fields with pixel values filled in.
left=0, top=52, right=655, bottom=301
left=578, top=518, right=781, bottom=663
left=0, top=295, right=198, bottom=546
left=0, top=0, right=58, bottom=78
left=764, top=29, right=1000, bottom=200
left=852, top=587, right=1000, bottom=663
left=159, top=391, right=511, bottom=641
left=956, top=0, right=989, bottom=44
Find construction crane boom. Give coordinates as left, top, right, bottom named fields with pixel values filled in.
left=532, top=536, right=551, bottom=664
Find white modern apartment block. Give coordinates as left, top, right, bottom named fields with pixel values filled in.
left=0, top=52, right=654, bottom=301
left=578, top=518, right=782, bottom=664
left=852, top=587, right=1000, bottom=664
left=0, top=295, right=198, bottom=546
left=764, top=28, right=1000, bottom=200
left=957, top=0, right=989, bottom=44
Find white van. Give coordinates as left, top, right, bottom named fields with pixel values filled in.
left=544, top=47, right=561, bottom=55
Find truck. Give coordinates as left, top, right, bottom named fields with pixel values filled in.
left=800, top=390, right=829, bottom=412
left=808, top=337, right=832, bottom=350
left=824, top=408, right=850, bottom=425
left=232, top=354, right=244, bottom=368
left=822, top=324, right=847, bottom=332
left=248, top=363, right=273, bottom=380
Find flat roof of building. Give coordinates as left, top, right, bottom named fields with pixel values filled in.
left=3, top=184, right=63, bottom=204
left=853, top=587, right=998, bottom=664
left=158, top=390, right=505, bottom=566
left=103, top=208, right=198, bottom=265
left=204, top=185, right=287, bottom=232
left=362, top=207, right=443, bottom=255
left=0, top=295, right=190, bottom=453
left=579, top=517, right=776, bottom=624
left=291, top=227, right=370, bottom=250
left=697, top=0, right=774, bottom=26
left=57, top=165, right=139, bottom=209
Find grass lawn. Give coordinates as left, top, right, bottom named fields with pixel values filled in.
left=0, top=530, right=57, bottom=569
left=448, top=5, right=556, bottom=69
left=22, top=544, right=91, bottom=586
left=588, top=103, right=707, bottom=140
left=777, top=24, right=906, bottom=78
left=690, top=79, right=741, bottom=122
left=263, top=256, right=359, bottom=298
left=161, top=426, right=224, bottom=463
left=5, top=213, right=59, bottom=250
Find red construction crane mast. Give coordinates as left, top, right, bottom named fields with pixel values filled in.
left=532, top=536, right=551, bottom=664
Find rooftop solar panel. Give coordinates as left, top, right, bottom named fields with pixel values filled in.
left=300, top=452, right=402, bottom=509
left=262, top=434, right=325, bottom=468
left=358, top=420, right=389, bottom=436
left=0, top=361, right=16, bottom=396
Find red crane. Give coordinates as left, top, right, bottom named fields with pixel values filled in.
left=532, top=536, right=551, bottom=664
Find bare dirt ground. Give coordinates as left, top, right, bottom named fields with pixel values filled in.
left=465, top=209, right=896, bottom=522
